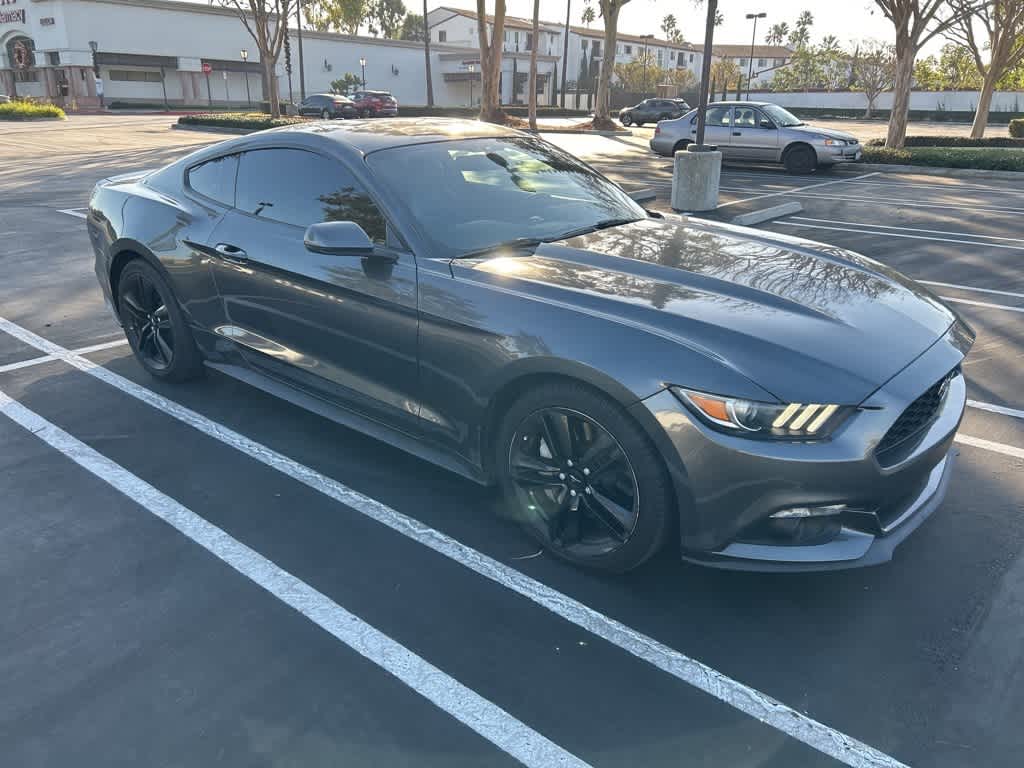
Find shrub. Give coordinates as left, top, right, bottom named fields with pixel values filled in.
left=177, top=112, right=307, bottom=131
left=862, top=145, right=1024, bottom=172
left=866, top=135, right=1024, bottom=148
left=0, top=100, right=66, bottom=120
left=1011, top=119, right=1024, bottom=139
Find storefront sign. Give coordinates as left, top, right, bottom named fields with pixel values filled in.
left=0, top=9, right=25, bottom=24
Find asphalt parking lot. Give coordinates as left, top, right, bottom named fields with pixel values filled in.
left=2, top=115, right=1023, bottom=768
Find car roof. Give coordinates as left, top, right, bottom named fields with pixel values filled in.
left=708, top=101, right=774, bottom=107
left=266, top=117, right=525, bottom=153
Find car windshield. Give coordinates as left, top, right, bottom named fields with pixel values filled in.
left=366, top=136, right=646, bottom=256
left=760, top=104, right=803, bottom=127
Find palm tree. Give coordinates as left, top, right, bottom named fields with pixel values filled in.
left=581, top=5, right=595, bottom=27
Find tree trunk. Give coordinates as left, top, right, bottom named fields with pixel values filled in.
left=593, top=3, right=620, bottom=128
left=423, top=0, right=434, bottom=106
left=885, top=48, right=914, bottom=148
left=864, top=93, right=874, bottom=119
left=529, top=0, right=539, bottom=130
left=477, top=0, right=506, bottom=122
left=264, top=56, right=280, bottom=117
left=971, top=74, right=996, bottom=139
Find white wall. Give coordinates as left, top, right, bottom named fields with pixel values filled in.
left=751, top=89, right=1024, bottom=113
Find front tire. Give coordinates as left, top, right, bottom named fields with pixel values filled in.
left=784, top=144, right=818, bottom=174
left=117, top=259, right=203, bottom=383
left=360, top=108, right=372, bottom=119
left=321, top=108, right=331, bottom=120
left=620, top=113, right=632, bottom=126
left=495, top=381, right=673, bottom=573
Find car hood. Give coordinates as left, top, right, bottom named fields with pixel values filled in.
left=788, top=124, right=859, bottom=142
left=463, top=217, right=957, bottom=404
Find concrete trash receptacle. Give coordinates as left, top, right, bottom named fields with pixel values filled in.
left=671, top=147, right=722, bottom=212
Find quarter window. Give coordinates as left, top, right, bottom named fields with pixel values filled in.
left=235, top=149, right=387, bottom=242
left=187, top=154, right=238, bottom=206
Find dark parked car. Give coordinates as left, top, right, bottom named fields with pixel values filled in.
left=618, top=98, right=687, bottom=127
left=88, top=118, right=972, bottom=574
left=297, top=93, right=357, bottom=119
left=350, top=90, right=399, bottom=118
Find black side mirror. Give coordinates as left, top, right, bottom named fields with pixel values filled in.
left=304, top=221, right=374, bottom=256
left=760, top=119, right=774, bottom=129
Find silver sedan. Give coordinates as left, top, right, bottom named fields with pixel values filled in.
left=650, top=101, right=862, bottom=174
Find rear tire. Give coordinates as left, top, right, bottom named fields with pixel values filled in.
left=117, top=259, right=203, bottom=383
left=672, top=140, right=690, bottom=155
left=360, top=108, right=372, bottom=119
left=495, top=381, right=673, bottom=573
left=784, top=144, right=817, bottom=174
left=620, top=113, right=632, bottom=126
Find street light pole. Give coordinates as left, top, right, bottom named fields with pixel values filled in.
left=745, top=12, right=766, bottom=99
left=560, top=0, right=570, bottom=107
left=295, top=0, right=306, bottom=100
left=359, top=56, right=367, bottom=89
left=240, top=49, right=252, bottom=108
left=694, top=0, right=718, bottom=149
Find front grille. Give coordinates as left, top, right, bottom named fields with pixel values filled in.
left=876, top=368, right=957, bottom=460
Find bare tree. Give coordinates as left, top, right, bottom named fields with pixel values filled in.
left=220, top=0, right=294, bottom=117
left=947, top=0, right=1024, bottom=137
left=529, top=0, right=540, bottom=129
left=591, top=0, right=631, bottom=129
left=476, top=0, right=507, bottom=122
left=851, top=40, right=897, bottom=117
left=871, top=0, right=979, bottom=147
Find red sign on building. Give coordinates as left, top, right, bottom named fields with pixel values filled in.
left=202, top=62, right=212, bottom=75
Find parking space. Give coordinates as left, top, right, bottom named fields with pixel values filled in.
left=3, top=115, right=1024, bottom=768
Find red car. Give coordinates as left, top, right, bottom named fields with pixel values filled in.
left=350, top=90, right=398, bottom=118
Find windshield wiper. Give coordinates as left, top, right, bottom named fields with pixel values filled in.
left=452, top=237, right=544, bottom=260
left=548, top=217, right=641, bottom=242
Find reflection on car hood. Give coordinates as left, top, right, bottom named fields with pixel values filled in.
left=790, top=124, right=859, bottom=142
left=465, top=218, right=956, bottom=404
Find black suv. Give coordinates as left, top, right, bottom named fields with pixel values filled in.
left=297, top=93, right=358, bottom=119
left=618, top=98, right=687, bottom=127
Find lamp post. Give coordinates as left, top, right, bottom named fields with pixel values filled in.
left=467, top=63, right=475, bottom=107
left=745, top=12, right=766, bottom=99
left=88, top=40, right=104, bottom=108
left=640, top=33, right=653, bottom=99
left=240, top=48, right=252, bottom=108
left=359, top=56, right=366, bottom=89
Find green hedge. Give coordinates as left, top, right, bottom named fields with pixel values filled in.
left=862, top=145, right=1024, bottom=172
left=0, top=101, right=66, bottom=120
left=1011, top=119, right=1024, bottom=138
left=785, top=106, right=1022, bottom=124
left=866, top=135, right=1024, bottom=148
left=177, top=112, right=308, bottom=130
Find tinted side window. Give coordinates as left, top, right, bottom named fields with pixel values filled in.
left=187, top=154, right=238, bottom=206
left=235, top=148, right=387, bottom=242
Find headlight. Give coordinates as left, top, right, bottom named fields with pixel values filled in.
left=821, top=138, right=845, bottom=146
left=671, top=387, right=851, bottom=439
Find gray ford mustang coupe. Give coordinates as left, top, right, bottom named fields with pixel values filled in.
left=88, top=118, right=973, bottom=573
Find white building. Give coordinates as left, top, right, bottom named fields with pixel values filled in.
left=711, top=44, right=793, bottom=89
left=427, top=6, right=705, bottom=95
left=0, top=0, right=557, bottom=108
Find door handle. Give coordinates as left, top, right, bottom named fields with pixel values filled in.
left=214, top=243, right=248, bottom=262
left=732, top=131, right=742, bottom=136
left=690, top=129, right=697, bottom=134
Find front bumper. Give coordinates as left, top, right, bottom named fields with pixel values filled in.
left=817, top=143, right=862, bottom=164
left=633, top=322, right=971, bottom=571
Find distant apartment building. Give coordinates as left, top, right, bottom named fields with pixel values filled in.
left=710, top=45, right=794, bottom=88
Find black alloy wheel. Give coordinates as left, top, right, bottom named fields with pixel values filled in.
left=117, top=260, right=203, bottom=382
left=620, top=113, right=632, bottom=126
left=497, top=382, right=672, bottom=572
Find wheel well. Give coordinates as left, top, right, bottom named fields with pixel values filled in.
left=782, top=141, right=815, bottom=160
left=672, top=139, right=691, bottom=154
left=108, top=249, right=146, bottom=309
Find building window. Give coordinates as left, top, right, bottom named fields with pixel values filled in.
left=669, top=51, right=675, bottom=62
left=591, top=41, right=600, bottom=56
left=438, top=30, right=447, bottom=42
left=739, top=58, right=747, bottom=67
left=14, top=70, right=40, bottom=82
left=581, top=39, right=588, bottom=50
left=775, top=57, right=786, bottom=66
left=616, top=44, right=621, bottom=54
left=689, top=53, right=695, bottom=62
left=109, top=69, right=163, bottom=83
left=624, top=45, right=632, bottom=55
left=47, top=51, right=60, bottom=65
left=758, top=58, right=766, bottom=67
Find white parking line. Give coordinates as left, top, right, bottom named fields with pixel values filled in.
left=767, top=191, right=1024, bottom=217
left=0, top=338, right=128, bottom=374
left=0, top=315, right=910, bottom=768
left=968, top=400, right=1024, bottom=420
left=57, top=208, right=88, bottom=219
left=715, top=172, right=881, bottom=209
left=918, top=281, right=1024, bottom=301
left=0, top=387, right=593, bottom=768
left=956, top=434, right=1024, bottom=460
left=791, top=217, right=1024, bottom=245
left=940, top=296, right=1024, bottom=314
left=777, top=222, right=1024, bottom=253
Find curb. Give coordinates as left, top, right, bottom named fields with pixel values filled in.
left=171, top=123, right=256, bottom=135
left=536, top=128, right=634, bottom=137
left=840, top=162, right=1023, bottom=180
left=730, top=201, right=803, bottom=227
